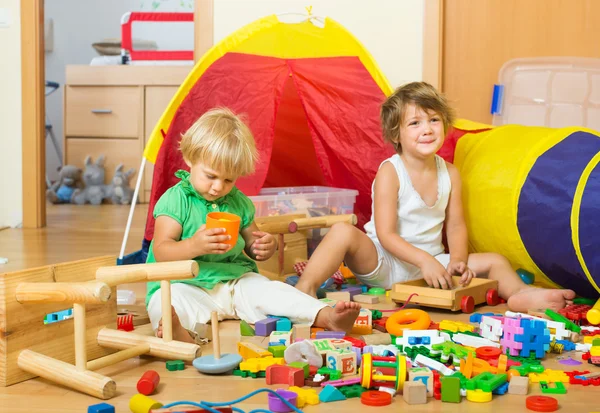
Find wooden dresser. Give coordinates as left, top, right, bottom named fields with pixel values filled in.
left=64, top=65, right=190, bottom=203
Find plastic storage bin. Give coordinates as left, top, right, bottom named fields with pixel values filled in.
left=492, top=57, right=600, bottom=129
left=249, top=186, right=359, bottom=255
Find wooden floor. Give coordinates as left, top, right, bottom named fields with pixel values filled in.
left=0, top=204, right=598, bottom=412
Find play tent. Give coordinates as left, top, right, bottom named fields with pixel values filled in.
left=138, top=14, right=396, bottom=244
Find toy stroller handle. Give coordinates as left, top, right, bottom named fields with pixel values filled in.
left=45, top=81, right=60, bottom=90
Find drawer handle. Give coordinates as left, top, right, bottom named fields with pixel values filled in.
left=91, top=109, right=113, bottom=114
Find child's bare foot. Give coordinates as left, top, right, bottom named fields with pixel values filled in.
left=315, top=301, right=361, bottom=333
left=157, top=306, right=195, bottom=343
left=507, top=287, right=575, bottom=313
left=295, top=280, right=318, bottom=298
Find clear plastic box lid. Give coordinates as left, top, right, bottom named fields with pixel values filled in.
left=492, top=57, right=600, bottom=130
left=251, top=186, right=358, bottom=202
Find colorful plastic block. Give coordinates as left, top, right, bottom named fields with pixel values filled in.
left=514, top=319, right=551, bottom=358
left=441, top=376, right=461, bottom=403
left=88, top=403, right=115, bottom=413
left=319, top=385, right=347, bottom=402
left=165, top=360, right=184, bottom=371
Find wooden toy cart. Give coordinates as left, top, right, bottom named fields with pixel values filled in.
left=389, top=276, right=500, bottom=313
left=0, top=256, right=201, bottom=399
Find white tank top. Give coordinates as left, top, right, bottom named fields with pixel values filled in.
left=364, top=154, right=451, bottom=257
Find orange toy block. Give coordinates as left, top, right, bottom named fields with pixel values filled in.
left=266, top=364, right=305, bottom=387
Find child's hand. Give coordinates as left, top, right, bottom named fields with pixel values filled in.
left=447, top=260, right=476, bottom=287
left=421, top=257, right=454, bottom=289
left=191, top=225, right=232, bottom=255
left=251, top=231, right=276, bottom=261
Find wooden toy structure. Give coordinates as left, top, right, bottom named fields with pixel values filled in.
left=389, top=276, right=499, bottom=313
left=0, top=256, right=201, bottom=399
left=254, top=213, right=357, bottom=278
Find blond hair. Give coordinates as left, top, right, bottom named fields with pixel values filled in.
left=380, top=82, right=455, bottom=153
left=180, top=107, right=258, bottom=177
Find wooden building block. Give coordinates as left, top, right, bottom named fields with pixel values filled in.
left=237, top=342, right=271, bottom=360
left=325, top=350, right=356, bottom=376
left=353, top=294, right=379, bottom=304
left=409, top=367, right=434, bottom=397
left=326, top=291, right=351, bottom=301
left=292, top=323, right=311, bottom=341
left=403, top=381, right=427, bottom=405
left=508, top=376, right=529, bottom=395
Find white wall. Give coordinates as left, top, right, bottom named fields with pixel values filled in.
left=44, top=0, right=194, bottom=181
left=0, top=0, right=23, bottom=227
left=213, top=0, right=425, bottom=90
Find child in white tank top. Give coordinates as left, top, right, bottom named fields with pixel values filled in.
left=295, top=82, right=575, bottom=313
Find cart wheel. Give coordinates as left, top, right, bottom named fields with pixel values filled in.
left=486, top=288, right=499, bottom=306
left=461, top=296, right=475, bottom=313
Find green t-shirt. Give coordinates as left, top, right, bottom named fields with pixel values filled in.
left=145, top=170, right=259, bottom=306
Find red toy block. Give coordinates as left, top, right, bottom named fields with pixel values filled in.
left=558, top=304, right=591, bottom=322
left=343, top=336, right=366, bottom=349
left=266, top=365, right=304, bottom=387
left=137, top=370, right=160, bottom=395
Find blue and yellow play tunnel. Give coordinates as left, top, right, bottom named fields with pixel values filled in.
left=454, top=125, right=600, bottom=299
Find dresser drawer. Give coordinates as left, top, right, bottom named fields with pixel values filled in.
left=65, top=86, right=142, bottom=138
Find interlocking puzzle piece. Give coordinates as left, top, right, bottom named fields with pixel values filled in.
left=414, top=354, right=454, bottom=376
left=396, top=330, right=444, bottom=350
left=479, top=316, right=503, bottom=342
left=544, top=309, right=581, bottom=333
left=239, top=356, right=284, bottom=373
left=433, top=341, right=475, bottom=361
left=317, top=367, right=342, bottom=380
left=466, top=371, right=507, bottom=392
left=493, top=382, right=509, bottom=395
left=514, top=319, right=551, bottom=358
left=505, top=311, right=570, bottom=341
left=441, top=376, right=461, bottom=403
left=439, top=319, right=475, bottom=334
left=338, top=384, right=366, bottom=398
left=508, top=375, right=529, bottom=395
left=237, top=342, right=271, bottom=360
left=539, top=381, right=567, bottom=394
left=88, top=403, right=115, bottom=413
left=528, top=369, right=569, bottom=383
left=319, top=385, right=347, bottom=402
left=232, top=369, right=266, bottom=379
left=453, top=333, right=500, bottom=349
left=165, top=360, right=184, bottom=371
left=558, top=304, right=591, bottom=322
left=501, top=317, right=524, bottom=356
left=288, top=386, right=319, bottom=407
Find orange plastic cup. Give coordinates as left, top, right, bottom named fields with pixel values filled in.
left=205, top=212, right=241, bottom=246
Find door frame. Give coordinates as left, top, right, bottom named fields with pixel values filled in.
left=21, top=0, right=46, bottom=228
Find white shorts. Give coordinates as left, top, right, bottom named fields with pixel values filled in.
left=353, top=241, right=450, bottom=289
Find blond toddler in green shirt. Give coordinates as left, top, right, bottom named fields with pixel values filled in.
left=146, top=108, right=361, bottom=343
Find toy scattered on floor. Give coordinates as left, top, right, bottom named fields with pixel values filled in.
left=390, top=276, right=499, bottom=313
left=117, top=314, right=134, bottom=331
left=193, top=311, right=242, bottom=374
left=46, top=164, right=83, bottom=204
left=72, top=155, right=110, bottom=205
left=137, top=370, right=160, bottom=395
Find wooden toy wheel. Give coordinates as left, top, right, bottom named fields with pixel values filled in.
left=486, top=288, right=499, bottom=306
left=361, top=353, right=373, bottom=389
left=461, top=296, right=475, bottom=313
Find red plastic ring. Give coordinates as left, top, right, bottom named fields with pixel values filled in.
left=526, top=396, right=558, bottom=412
left=361, top=390, right=392, bottom=406
left=476, top=346, right=502, bottom=360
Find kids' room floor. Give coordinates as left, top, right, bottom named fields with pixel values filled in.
left=0, top=204, right=597, bottom=412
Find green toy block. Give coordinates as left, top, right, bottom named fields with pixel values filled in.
left=268, top=345, right=286, bottom=358
left=441, top=376, right=461, bottom=403
left=317, top=367, right=342, bottom=380
left=466, top=372, right=507, bottom=392
left=338, top=384, right=366, bottom=398
left=371, top=309, right=382, bottom=320
left=540, top=381, right=566, bottom=394
left=240, top=320, right=255, bottom=336
left=450, top=371, right=468, bottom=388
left=289, top=361, right=310, bottom=378
left=166, top=360, right=185, bottom=371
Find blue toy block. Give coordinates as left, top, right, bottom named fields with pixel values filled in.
left=361, top=285, right=368, bottom=293
left=493, top=382, right=509, bottom=395
left=408, top=337, right=418, bottom=345
left=514, top=319, right=551, bottom=358
left=469, top=313, right=483, bottom=323
left=275, top=317, right=292, bottom=332
left=555, top=340, right=576, bottom=351
left=422, top=337, right=431, bottom=345
left=88, top=403, right=115, bottom=413
left=319, top=384, right=347, bottom=402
